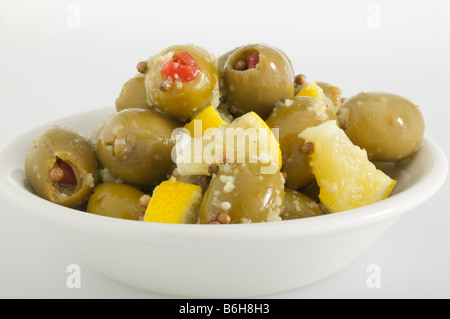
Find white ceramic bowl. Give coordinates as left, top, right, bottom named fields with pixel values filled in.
left=0, top=106, right=447, bottom=298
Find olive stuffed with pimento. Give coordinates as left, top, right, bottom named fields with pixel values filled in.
left=140, top=44, right=221, bottom=121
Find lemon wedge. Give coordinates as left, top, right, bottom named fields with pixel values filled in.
left=299, top=120, right=396, bottom=213
left=175, top=111, right=282, bottom=176
left=228, top=111, right=282, bottom=169
left=143, top=179, right=202, bottom=224
left=296, top=82, right=338, bottom=113
left=184, top=105, right=229, bottom=138
left=296, top=81, right=322, bottom=98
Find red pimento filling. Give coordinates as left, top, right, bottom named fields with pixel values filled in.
left=232, top=53, right=260, bottom=71
left=161, top=52, right=201, bottom=82
left=246, top=54, right=259, bottom=69
left=51, top=159, right=77, bottom=189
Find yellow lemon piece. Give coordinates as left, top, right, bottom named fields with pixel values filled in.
left=299, top=120, right=396, bottom=213
left=175, top=111, right=282, bottom=176
left=296, top=81, right=322, bottom=99
left=228, top=111, right=282, bottom=171
left=296, top=82, right=338, bottom=113
left=184, top=105, right=229, bottom=138
left=143, top=179, right=202, bottom=224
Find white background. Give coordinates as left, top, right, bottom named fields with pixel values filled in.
left=1, top=0, right=449, bottom=298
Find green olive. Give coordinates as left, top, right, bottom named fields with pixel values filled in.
left=299, top=179, right=320, bottom=203
left=96, top=108, right=181, bottom=188
left=86, top=183, right=145, bottom=220
left=198, top=163, right=284, bottom=224
left=266, top=96, right=338, bottom=189
left=115, top=75, right=150, bottom=112
left=144, top=44, right=221, bottom=121
left=281, top=188, right=324, bottom=220
left=337, top=91, right=425, bottom=161
left=217, top=46, right=241, bottom=74
left=24, top=126, right=100, bottom=209
left=223, top=43, right=295, bottom=119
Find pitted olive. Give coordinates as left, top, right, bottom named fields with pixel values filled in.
left=222, top=43, right=295, bottom=119
left=96, top=108, right=181, bottom=188
left=25, top=126, right=100, bottom=209
left=144, top=44, right=221, bottom=121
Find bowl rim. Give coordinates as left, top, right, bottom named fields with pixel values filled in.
left=0, top=108, right=448, bottom=243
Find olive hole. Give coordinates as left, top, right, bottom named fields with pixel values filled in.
left=50, top=158, right=78, bottom=191
left=232, top=50, right=260, bottom=71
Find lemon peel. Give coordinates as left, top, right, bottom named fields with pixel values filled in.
left=184, top=105, right=229, bottom=138
left=143, top=179, right=202, bottom=224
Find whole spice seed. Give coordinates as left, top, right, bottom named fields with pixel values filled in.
left=158, top=78, right=173, bottom=92
left=136, top=61, right=148, bottom=74
left=217, top=212, right=231, bottom=224
left=139, top=194, right=151, bottom=208
left=233, top=59, right=246, bottom=71
left=208, top=163, right=220, bottom=175
left=207, top=211, right=219, bottom=224
left=208, top=211, right=231, bottom=224
left=50, top=167, right=65, bottom=183
left=301, top=142, right=314, bottom=155
left=295, top=74, right=307, bottom=85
